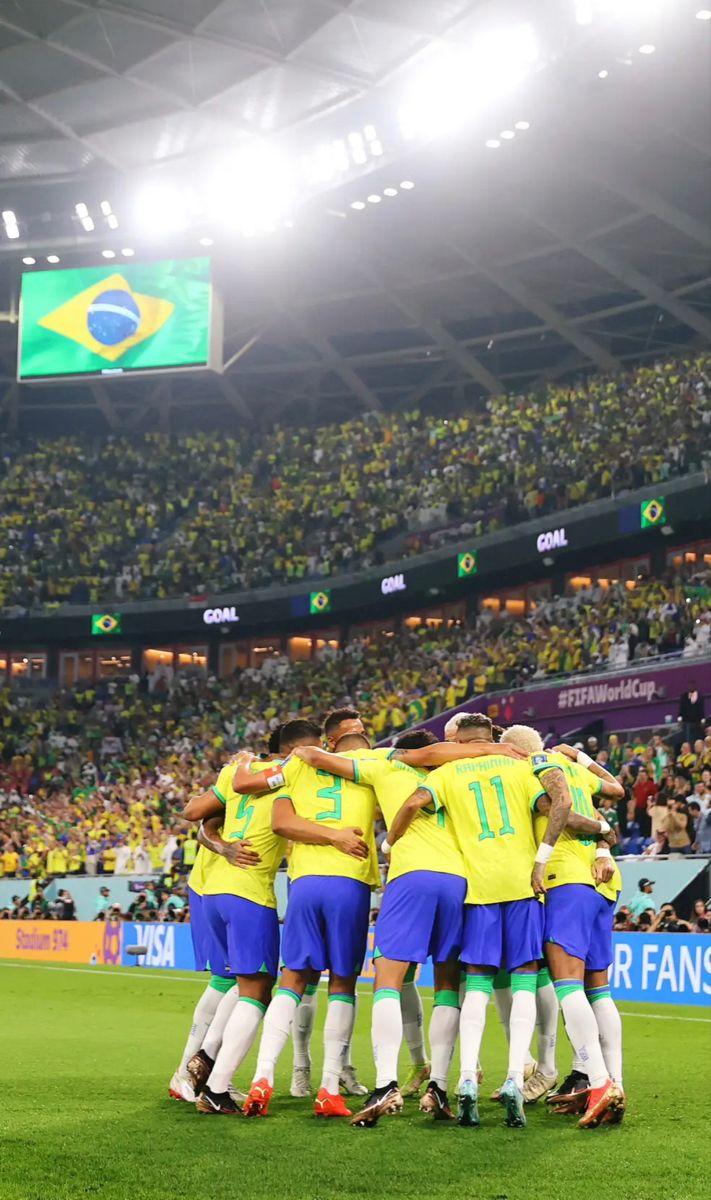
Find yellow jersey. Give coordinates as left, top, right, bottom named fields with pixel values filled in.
left=422, top=754, right=545, bottom=904
left=530, top=751, right=602, bottom=890
left=597, top=860, right=623, bottom=904
left=201, top=761, right=287, bottom=909
left=187, top=845, right=218, bottom=897
left=355, top=754, right=465, bottom=883
left=274, top=755, right=379, bottom=887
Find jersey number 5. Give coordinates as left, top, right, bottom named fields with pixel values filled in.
left=469, top=776, right=515, bottom=841
left=315, top=771, right=343, bottom=822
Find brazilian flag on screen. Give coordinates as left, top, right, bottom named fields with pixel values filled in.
left=309, top=590, right=331, bottom=615
left=91, top=613, right=122, bottom=636
left=18, top=257, right=212, bottom=379
left=457, top=550, right=478, bottom=578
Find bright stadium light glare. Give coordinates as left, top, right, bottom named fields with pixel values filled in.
left=75, top=202, right=89, bottom=218
left=134, top=183, right=189, bottom=235
left=81, top=216, right=95, bottom=232
left=400, top=180, right=415, bottom=189
left=697, top=9, right=711, bottom=19
left=486, top=138, right=501, bottom=148
left=367, top=194, right=381, bottom=203
left=47, top=255, right=60, bottom=263
left=350, top=200, right=366, bottom=210
left=370, top=140, right=384, bottom=156
left=598, top=67, right=609, bottom=77
left=100, top=200, right=112, bottom=216
left=101, top=249, right=116, bottom=258
left=639, top=42, right=656, bottom=53
left=198, top=236, right=213, bottom=246
left=120, top=247, right=135, bottom=256
left=514, top=120, right=530, bottom=129
left=500, top=129, right=516, bottom=139
left=22, top=256, right=35, bottom=265
left=106, top=213, right=119, bottom=229
left=575, top=0, right=594, bottom=24
left=209, top=144, right=294, bottom=234
left=383, top=187, right=398, bottom=196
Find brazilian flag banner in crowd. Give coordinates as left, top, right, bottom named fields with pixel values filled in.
left=640, top=496, right=667, bottom=528
left=457, top=550, right=478, bottom=578
left=309, top=590, right=331, bottom=615
left=18, top=257, right=214, bottom=379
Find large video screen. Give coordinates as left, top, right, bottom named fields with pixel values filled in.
left=18, top=256, right=220, bottom=380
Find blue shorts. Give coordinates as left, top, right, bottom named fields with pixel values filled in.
left=374, top=871, right=466, bottom=964
left=203, top=893, right=280, bottom=978
left=461, top=898, right=544, bottom=971
left=545, top=884, right=614, bottom=971
left=188, top=887, right=211, bottom=973
left=281, top=876, right=370, bottom=977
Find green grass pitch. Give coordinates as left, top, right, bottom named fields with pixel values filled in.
left=2, top=959, right=709, bottom=1200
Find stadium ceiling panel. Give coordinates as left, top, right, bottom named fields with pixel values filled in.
left=0, top=0, right=708, bottom=429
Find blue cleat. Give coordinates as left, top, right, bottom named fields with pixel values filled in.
left=500, top=1078, right=526, bottom=1128
left=456, top=1079, right=481, bottom=1127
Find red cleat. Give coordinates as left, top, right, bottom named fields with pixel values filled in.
left=578, top=1080, right=625, bottom=1129
left=314, top=1088, right=352, bottom=1118
left=243, top=1078, right=273, bottom=1118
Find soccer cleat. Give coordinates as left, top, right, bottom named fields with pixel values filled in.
left=339, top=1065, right=368, bottom=1096
left=315, top=1088, right=353, bottom=1119
left=489, top=1081, right=506, bottom=1103
left=243, top=1078, right=273, bottom=1118
left=524, top=1059, right=537, bottom=1082
left=600, top=1090, right=626, bottom=1125
left=546, top=1070, right=590, bottom=1114
left=401, top=1062, right=431, bottom=1098
left=500, top=1078, right=526, bottom=1128
left=290, top=1065, right=312, bottom=1098
left=350, top=1083, right=402, bottom=1128
left=168, top=1072, right=195, bottom=1103
left=186, top=1049, right=214, bottom=1097
left=578, top=1080, right=625, bottom=1129
left=456, top=1079, right=481, bottom=1127
left=419, top=1082, right=455, bottom=1121
left=195, top=1085, right=240, bottom=1115
left=228, top=1084, right=247, bottom=1104
left=523, top=1068, right=558, bottom=1104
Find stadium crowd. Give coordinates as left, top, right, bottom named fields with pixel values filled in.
left=0, top=353, right=708, bottom=610
left=1, top=567, right=710, bottom=897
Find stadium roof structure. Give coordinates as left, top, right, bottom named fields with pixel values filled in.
left=0, top=0, right=709, bottom=431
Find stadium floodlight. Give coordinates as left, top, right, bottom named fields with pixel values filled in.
left=209, top=143, right=294, bottom=235
left=400, top=180, right=415, bottom=189
left=575, top=0, right=594, bottom=23
left=598, top=68, right=609, bottom=77
left=347, top=132, right=367, bottom=166
left=485, top=139, right=501, bottom=148
left=101, top=249, right=116, bottom=258
left=22, top=256, right=35, bottom=265
left=383, top=187, right=398, bottom=197
left=363, top=124, right=377, bottom=141
left=134, top=183, right=189, bottom=235
left=697, top=9, right=711, bottom=18
left=500, top=129, right=516, bottom=139
left=46, top=255, right=60, bottom=263
left=515, top=120, right=530, bottom=130
left=350, top=200, right=366, bottom=210
left=75, top=203, right=89, bottom=218
left=367, top=194, right=381, bottom=204
left=198, top=236, right=213, bottom=246
left=370, top=140, right=384, bottom=156
left=81, top=216, right=95, bottom=231
left=3, top=210, right=19, bottom=239
left=120, top=247, right=135, bottom=256
left=106, top=213, right=119, bottom=229
left=639, top=42, right=656, bottom=52
left=100, top=200, right=112, bottom=216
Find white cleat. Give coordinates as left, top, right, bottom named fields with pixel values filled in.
left=340, top=1065, right=368, bottom=1096
left=169, top=1072, right=196, bottom=1103
left=228, top=1084, right=247, bottom=1103
left=523, top=1069, right=558, bottom=1104
left=290, top=1066, right=312, bottom=1098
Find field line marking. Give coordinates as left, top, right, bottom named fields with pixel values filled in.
left=1, top=961, right=710, bottom=1020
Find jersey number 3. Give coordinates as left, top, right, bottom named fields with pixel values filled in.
left=315, top=771, right=343, bottom=822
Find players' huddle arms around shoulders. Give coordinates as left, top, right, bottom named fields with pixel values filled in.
left=170, top=708, right=626, bottom=1131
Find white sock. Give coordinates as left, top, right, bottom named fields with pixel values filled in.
left=177, top=983, right=226, bottom=1076
left=401, top=980, right=427, bottom=1066
left=536, top=980, right=559, bottom=1076
left=343, top=992, right=357, bottom=1069
left=322, top=994, right=356, bottom=1094
left=555, top=982, right=608, bottom=1088
left=458, top=980, right=492, bottom=1087
left=589, top=992, right=623, bottom=1087
left=493, top=984, right=513, bottom=1043
left=202, top=985, right=240, bottom=1060
left=508, top=978, right=537, bottom=1090
left=293, top=985, right=318, bottom=1070
left=207, top=998, right=266, bottom=1094
left=429, top=993, right=460, bottom=1090
left=253, top=989, right=300, bottom=1086
left=372, top=990, right=403, bottom=1088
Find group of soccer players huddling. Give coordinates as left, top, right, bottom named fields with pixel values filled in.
left=168, top=706, right=626, bottom=1130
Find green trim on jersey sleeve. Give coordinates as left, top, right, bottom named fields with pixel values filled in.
left=352, top=758, right=361, bottom=784
left=530, top=788, right=546, bottom=812
left=211, top=785, right=227, bottom=805
left=418, top=781, right=441, bottom=809
left=592, top=776, right=603, bottom=795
